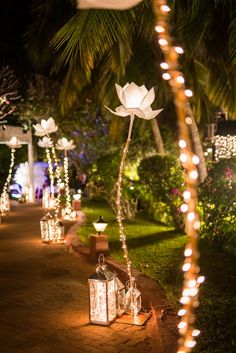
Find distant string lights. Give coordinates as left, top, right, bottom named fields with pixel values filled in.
left=214, top=135, right=236, bottom=161
left=153, top=1, right=204, bottom=352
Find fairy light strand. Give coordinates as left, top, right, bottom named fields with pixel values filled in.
left=2, top=148, right=15, bottom=194
left=50, top=143, right=62, bottom=222
left=63, top=151, right=73, bottom=219
left=116, top=114, right=135, bottom=315
left=153, top=1, right=204, bottom=352
left=45, top=147, right=54, bottom=201
left=0, top=148, right=15, bottom=215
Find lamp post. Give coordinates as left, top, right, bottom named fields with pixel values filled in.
left=93, top=216, right=108, bottom=235
left=90, top=216, right=109, bottom=259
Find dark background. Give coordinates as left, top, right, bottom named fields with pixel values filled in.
left=0, top=0, right=32, bottom=72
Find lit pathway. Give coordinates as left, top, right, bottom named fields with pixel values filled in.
left=0, top=203, right=152, bottom=353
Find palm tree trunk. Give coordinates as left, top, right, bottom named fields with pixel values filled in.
left=186, top=103, right=207, bottom=183
left=150, top=117, right=165, bottom=155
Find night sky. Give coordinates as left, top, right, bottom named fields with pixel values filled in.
left=0, top=1, right=32, bottom=73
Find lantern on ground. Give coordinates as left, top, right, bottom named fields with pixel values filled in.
left=93, top=216, right=108, bottom=235
left=115, top=277, right=126, bottom=317
left=40, top=212, right=56, bottom=243
left=0, top=193, right=10, bottom=215
left=88, top=254, right=116, bottom=325
left=125, top=281, right=142, bottom=316
left=56, top=221, right=65, bottom=242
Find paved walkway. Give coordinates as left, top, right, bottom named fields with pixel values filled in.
left=0, top=203, right=153, bottom=353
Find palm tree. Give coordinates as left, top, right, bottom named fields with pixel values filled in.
left=25, top=0, right=236, bottom=174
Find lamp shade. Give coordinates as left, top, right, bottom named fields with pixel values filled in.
left=93, top=216, right=108, bottom=234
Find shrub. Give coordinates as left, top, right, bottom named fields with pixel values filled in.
left=199, top=158, right=236, bottom=255
left=87, top=153, right=139, bottom=219
left=138, top=154, right=184, bottom=230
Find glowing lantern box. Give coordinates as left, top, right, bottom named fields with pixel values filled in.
left=88, top=256, right=117, bottom=325
left=125, top=282, right=142, bottom=316
left=56, top=221, right=65, bottom=242
left=40, top=212, right=56, bottom=243
left=0, top=193, right=10, bottom=214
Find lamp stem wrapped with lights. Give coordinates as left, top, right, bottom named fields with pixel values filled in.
left=56, top=137, right=76, bottom=221
left=1, top=137, right=22, bottom=215
left=50, top=144, right=63, bottom=221
left=45, top=147, right=55, bottom=201
left=153, top=1, right=205, bottom=352
left=106, top=82, right=163, bottom=317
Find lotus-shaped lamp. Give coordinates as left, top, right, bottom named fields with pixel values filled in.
left=33, top=117, right=58, bottom=137
left=38, top=136, right=53, bottom=149
left=6, top=136, right=22, bottom=149
left=106, top=82, right=163, bottom=120
left=56, top=138, right=75, bottom=151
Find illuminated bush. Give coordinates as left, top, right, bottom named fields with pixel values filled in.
left=199, top=158, right=236, bottom=255
left=138, top=155, right=184, bottom=230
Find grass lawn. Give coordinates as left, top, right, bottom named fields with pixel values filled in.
left=78, top=198, right=236, bottom=353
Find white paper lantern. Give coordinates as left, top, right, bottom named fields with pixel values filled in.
left=40, top=212, right=56, bottom=243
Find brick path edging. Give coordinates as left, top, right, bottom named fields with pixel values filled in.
left=65, top=221, right=179, bottom=353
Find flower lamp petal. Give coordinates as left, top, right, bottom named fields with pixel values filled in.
left=143, top=108, right=164, bottom=120
left=105, top=105, right=129, bottom=117
left=140, top=87, right=155, bottom=110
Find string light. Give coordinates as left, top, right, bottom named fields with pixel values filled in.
left=214, top=135, right=236, bottom=161
left=160, top=62, right=169, bottom=69
left=116, top=130, right=135, bottom=314
left=50, top=144, right=63, bottom=223
left=162, top=72, right=171, bottom=80
left=45, top=147, right=54, bottom=201
left=175, top=46, right=184, bottom=54
left=159, top=38, right=168, bottom=46
left=185, top=89, right=193, bottom=97
left=0, top=148, right=15, bottom=214
left=63, top=151, right=73, bottom=220
left=155, top=25, right=165, bottom=33
left=153, top=2, right=204, bottom=352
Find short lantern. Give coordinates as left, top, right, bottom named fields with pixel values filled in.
left=56, top=221, right=65, bottom=242
left=125, top=281, right=142, bottom=316
left=88, top=254, right=116, bottom=325
left=115, top=277, right=126, bottom=317
left=40, top=212, right=56, bottom=243
left=93, top=216, right=108, bottom=235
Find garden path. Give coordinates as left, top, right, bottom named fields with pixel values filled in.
left=0, top=202, right=152, bottom=353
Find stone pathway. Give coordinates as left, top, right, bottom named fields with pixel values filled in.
left=0, top=203, right=152, bottom=353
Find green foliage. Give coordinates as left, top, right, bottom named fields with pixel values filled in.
left=199, top=158, right=236, bottom=255
left=79, top=199, right=236, bottom=353
left=87, top=152, right=140, bottom=220
left=138, top=154, right=184, bottom=230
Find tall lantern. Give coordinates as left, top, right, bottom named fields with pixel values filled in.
left=40, top=212, right=56, bottom=243
left=88, top=255, right=116, bottom=325
left=0, top=193, right=10, bottom=215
